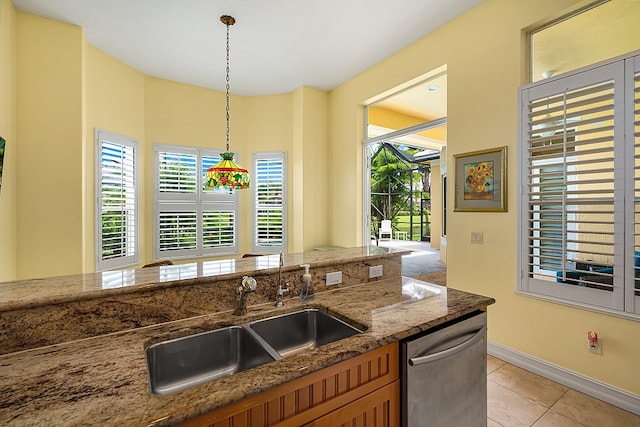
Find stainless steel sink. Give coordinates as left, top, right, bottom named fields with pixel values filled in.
left=146, top=325, right=276, bottom=395
left=146, top=309, right=362, bottom=394
left=249, top=309, right=362, bottom=358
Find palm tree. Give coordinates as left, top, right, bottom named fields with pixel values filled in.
left=370, top=143, right=414, bottom=233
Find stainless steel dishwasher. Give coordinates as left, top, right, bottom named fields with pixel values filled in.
left=401, top=311, right=487, bottom=427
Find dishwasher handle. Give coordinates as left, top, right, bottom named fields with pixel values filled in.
left=408, top=326, right=486, bottom=367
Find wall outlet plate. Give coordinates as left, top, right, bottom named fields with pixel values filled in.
left=369, top=265, right=383, bottom=278
left=326, top=271, right=342, bottom=286
left=588, top=341, right=603, bottom=355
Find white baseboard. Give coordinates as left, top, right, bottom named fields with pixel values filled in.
left=488, top=342, right=640, bottom=416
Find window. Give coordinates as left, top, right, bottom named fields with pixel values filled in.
left=95, top=130, right=138, bottom=271
left=518, top=52, right=640, bottom=317
left=154, top=145, right=239, bottom=260
left=252, top=152, right=287, bottom=253
left=529, top=1, right=640, bottom=83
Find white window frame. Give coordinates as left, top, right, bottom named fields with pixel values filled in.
left=252, top=152, right=287, bottom=254
left=95, top=129, right=139, bottom=271
left=517, top=51, right=640, bottom=319
left=154, top=144, right=239, bottom=260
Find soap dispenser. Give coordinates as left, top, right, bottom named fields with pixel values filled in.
left=299, top=264, right=314, bottom=301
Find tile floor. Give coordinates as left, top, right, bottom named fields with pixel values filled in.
left=487, top=355, right=640, bottom=426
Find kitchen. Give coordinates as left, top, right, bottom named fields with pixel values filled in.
left=0, top=0, right=639, bottom=425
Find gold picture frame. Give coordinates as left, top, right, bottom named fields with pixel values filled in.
left=454, top=146, right=507, bottom=212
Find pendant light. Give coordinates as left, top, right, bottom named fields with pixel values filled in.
left=205, top=15, right=250, bottom=191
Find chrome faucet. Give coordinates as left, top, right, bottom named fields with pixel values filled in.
left=233, top=276, right=257, bottom=315
left=275, top=251, right=289, bottom=307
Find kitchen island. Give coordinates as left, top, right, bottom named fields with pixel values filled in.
left=0, top=248, right=494, bottom=426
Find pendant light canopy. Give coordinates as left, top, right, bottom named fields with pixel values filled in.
left=205, top=15, right=250, bottom=191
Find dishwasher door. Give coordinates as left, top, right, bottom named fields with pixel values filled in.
left=401, top=311, right=487, bottom=427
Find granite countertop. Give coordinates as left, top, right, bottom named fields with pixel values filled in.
left=0, top=276, right=494, bottom=426
left=0, top=247, right=403, bottom=311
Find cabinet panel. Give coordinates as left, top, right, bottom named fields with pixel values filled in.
left=304, top=380, right=399, bottom=427
left=180, top=343, right=399, bottom=427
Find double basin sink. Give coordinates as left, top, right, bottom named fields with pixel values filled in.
left=145, top=309, right=362, bottom=395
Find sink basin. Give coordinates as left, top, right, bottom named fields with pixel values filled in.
left=146, top=325, right=276, bottom=395
left=249, top=309, right=362, bottom=358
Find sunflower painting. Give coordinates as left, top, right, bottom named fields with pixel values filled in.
left=454, top=146, right=507, bottom=212
left=463, top=160, right=494, bottom=200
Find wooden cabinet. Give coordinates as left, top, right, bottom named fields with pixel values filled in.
left=180, top=343, right=399, bottom=427
left=303, top=380, right=399, bottom=427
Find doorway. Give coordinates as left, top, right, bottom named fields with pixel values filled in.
left=363, top=69, right=447, bottom=253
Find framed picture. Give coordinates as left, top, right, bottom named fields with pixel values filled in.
left=0, top=136, right=5, bottom=192
left=454, top=146, right=507, bottom=212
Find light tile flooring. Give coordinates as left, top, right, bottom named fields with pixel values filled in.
left=487, top=355, right=640, bottom=426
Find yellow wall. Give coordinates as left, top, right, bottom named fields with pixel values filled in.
left=292, top=86, right=330, bottom=252
left=16, top=12, right=84, bottom=279
left=85, top=45, right=146, bottom=272
left=329, top=0, right=640, bottom=395
left=0, top=0, right=16, bottom=281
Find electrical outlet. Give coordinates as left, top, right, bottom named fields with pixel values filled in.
left=471, top=232, right=484, bottom=244
left=588, top=341, right=603, bottom=355
left=326, top=271, right=342, bottom=286
left=369, top=265, right=383, bottom=278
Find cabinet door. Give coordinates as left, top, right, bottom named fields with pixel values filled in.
left=180, top=344, right=399, bottom=427
left=304, top=381, right=399, bottom=427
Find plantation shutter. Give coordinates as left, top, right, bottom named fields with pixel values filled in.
left=157, top=150, right=197, bottom=197
left=203, top=209, right=236, bottom=249
left=626, top=57, right=640, bottom=314
left=520, top=61, right=625, bottom=310
left=154, top=146, right=238, bottom=260
left=96, top=131, right=138, bottom=271
left=252, top=153, right=287, bottom=253
left=158, top=210, right=198, bottom=255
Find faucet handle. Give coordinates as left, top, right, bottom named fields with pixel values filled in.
left=241, top=276, right=257, bottom=291
left=277, top=283, right=289, bottom=295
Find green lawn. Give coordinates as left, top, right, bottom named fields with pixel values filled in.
left=394, top=214, right=430, bottom=241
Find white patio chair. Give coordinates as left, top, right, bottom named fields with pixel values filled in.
left=379, top=220, right=392, bottom=241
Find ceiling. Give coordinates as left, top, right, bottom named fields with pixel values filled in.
left=373, top=72, right=448, bottom=121
left=12, top=0, right=483, bottom=96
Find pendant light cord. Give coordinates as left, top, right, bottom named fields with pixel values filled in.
left=225, top=20, right=231, bottom=153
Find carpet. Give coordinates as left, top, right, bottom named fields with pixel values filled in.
left=411, top=270, right=447, bottom=287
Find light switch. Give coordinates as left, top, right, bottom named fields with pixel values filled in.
left=471, top=232, right=483, bottom=244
